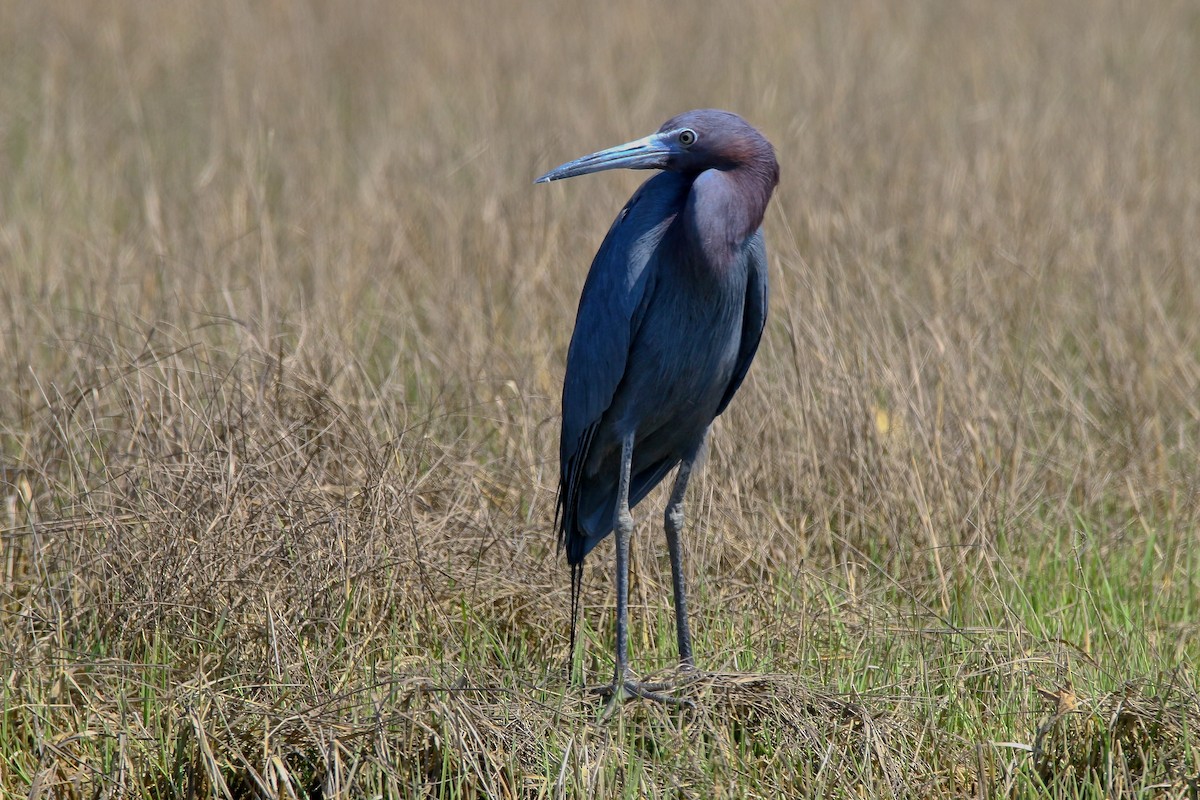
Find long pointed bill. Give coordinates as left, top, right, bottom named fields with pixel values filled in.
left=535, top=133, right=673, bottom=183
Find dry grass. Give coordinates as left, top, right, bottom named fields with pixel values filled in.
left=2, top=1, right=1199, bottom=797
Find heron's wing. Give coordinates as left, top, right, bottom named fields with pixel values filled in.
left=715, top=228, right=769, bottom=417
left=560, top=175, right=684, bottom=455
left=557, top=174, right=685, bottom=557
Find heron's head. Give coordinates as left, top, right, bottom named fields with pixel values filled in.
left=535, top=109, right=777, bottom=186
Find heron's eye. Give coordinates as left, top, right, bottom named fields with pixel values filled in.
left=678, top=129, right=697, bottom=147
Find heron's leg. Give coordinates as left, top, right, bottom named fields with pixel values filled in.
left=612, top=432, right=636, bottom=691
left=664, top=458, right=696, bottom=669
left=598, top=433, right=693, bottom=714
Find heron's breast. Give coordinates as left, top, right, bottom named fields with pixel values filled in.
left=618, top=277, right=745, bottom=429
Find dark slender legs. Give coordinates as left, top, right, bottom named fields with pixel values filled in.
left=599, top=443, right=696, bottom=714
left=664, top=458, right=695, bottom=668
left=611, top=433, right=636, bottom=693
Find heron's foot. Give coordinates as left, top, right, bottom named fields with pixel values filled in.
left=591, top=680, right=687, bottom=700
left=590, top=664, right=703, bottom=695
left=593, top=680, right=695, bottom=720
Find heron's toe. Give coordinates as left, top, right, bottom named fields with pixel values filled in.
left=594, top=680, right=696, bottom=720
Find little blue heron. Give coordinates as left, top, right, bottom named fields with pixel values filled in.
left=536, top=109, right=779, bottom=706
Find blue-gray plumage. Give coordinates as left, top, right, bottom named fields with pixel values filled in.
left=536, top=109, right=779, bottom=707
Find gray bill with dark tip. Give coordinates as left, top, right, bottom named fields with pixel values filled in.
left=535, top=133, right=673, bottom=183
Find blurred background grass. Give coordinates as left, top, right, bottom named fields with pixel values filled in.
left=2, top=1, right=1199, bottom=797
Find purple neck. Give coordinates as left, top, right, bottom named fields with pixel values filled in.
left=683, top=157, right=777, bottom=269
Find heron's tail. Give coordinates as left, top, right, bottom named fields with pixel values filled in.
left=554, top=489, right=587, bottom=676
left=568, top=560, right=582, bottom=677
